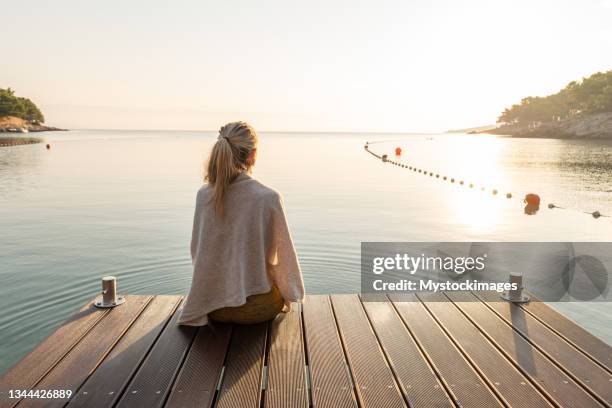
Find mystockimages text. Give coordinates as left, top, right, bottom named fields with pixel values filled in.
left=370, top=253, right=518, bottom=293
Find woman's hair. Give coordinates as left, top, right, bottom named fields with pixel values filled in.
left=206, top=121, right=258, bottom=215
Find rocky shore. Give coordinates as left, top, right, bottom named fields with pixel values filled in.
left=0, top=116, right=66, bottom=133
left=475, top=112, right=612, bottom=139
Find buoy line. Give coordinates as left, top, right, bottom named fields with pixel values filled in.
left=364, top=142, right=608, bottom=220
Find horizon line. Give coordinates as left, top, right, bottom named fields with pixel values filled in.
left=60, top=127, right=453, bottom=135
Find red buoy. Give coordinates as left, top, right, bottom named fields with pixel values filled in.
left=395, top=147, right=402, bottom=156
left=524, top=193, right=540, bottom=206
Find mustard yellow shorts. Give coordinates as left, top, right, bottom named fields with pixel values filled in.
left=209, top=285, right=284, bottom=325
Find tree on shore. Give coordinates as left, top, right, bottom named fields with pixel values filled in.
left=498, top=70, right=612, bottom=127
left=0, top=88, right=45, bottom=123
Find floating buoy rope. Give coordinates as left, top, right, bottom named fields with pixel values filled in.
left=364, top=143, right=607, bottom=219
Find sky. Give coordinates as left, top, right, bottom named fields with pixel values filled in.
left=2, top=0, right=612, bottom=132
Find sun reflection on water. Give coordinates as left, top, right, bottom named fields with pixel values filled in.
left=393, top=136, right=509, bottom=232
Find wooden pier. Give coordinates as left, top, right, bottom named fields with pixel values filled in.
left=1, top=292, right=611, bottom=408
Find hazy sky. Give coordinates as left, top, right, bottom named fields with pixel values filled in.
left=2, top=0, right=612, bottom=132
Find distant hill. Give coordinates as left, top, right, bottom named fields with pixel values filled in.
left=497, top=70, right=612, bottom=126
left=469, top=70, right=612, bottom=139
left=0, top=88, right=64, bottom=133
left=0, top=88, right=44, bottom=123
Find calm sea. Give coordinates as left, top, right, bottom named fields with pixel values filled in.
left=1, top=130, right=611, bottom=374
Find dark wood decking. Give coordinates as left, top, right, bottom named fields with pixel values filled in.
left=1, top=293, right=611, bottom=408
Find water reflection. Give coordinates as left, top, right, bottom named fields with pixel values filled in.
left=0, top=144, right=45, bottom=197
left=524, top=203, right=540, bottom=215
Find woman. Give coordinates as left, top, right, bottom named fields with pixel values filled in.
left=178, top=121, right=304, bottom=326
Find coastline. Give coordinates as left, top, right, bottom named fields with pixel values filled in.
left=0, top=115, right=67, bottom=136
left=471, top=112, right=612, bottom=139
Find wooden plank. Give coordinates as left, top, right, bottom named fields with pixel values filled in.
left=114, top=304, right=198, bottom=408
left=474, top=291, right=612, bottom=406
left=66, top=295, right=182, bottom=408
left=15, top=295, right=152, bottom=408
left=164, top=322, right=232, bottom=408
left=215, top=322, right=267, bottom=408
left=519, top=294, right=612, bottom=372
left=446, top=291, right=604, bottom=408
left=389, top=294, right=504, bottom=408
left=417, top=292, right=553, bottom=408
left=0, top=298, right=109, bottom=408
left=265, top=304, right=308, bottom=408
left=330, top=294, right=405, bottom=408
left=361, top=296, right=454, bottom=408
left=302, top=295, right=357, bottom=408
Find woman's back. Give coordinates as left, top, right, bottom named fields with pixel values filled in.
left=190, top=173, right=282, bottom=284
left=178, top=122, right=304, bottom=326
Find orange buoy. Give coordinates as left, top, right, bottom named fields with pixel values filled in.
left=524, top=193, right=540, bottom=206
left=395, top=147, right=402, bottom=156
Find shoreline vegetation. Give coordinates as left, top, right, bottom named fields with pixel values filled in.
left=475, top=111, right=612, bottom=139
left=0, top=88, right=66, bottom=147
left=455, top=70, right=612, bottom=139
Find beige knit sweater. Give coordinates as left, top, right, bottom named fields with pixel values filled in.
left=177, top=172, right=305, bottom=326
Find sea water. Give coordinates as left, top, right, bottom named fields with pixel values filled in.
left=1, top=130, right=611, bottom=374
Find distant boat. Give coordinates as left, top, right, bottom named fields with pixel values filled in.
left=19, top=127, right=29, bottom=133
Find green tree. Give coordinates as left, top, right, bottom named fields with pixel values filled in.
left=497, top=70, right=612, bottom=126
left=0, top=88, right=45, bottom=123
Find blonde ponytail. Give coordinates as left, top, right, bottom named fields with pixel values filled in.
left=205, top=121, right=258, bottom=215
